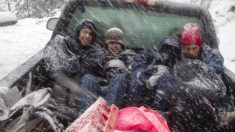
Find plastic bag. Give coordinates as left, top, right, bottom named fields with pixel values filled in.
left=115, top=106, right=171, bottom=132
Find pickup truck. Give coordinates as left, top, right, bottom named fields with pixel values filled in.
left=1, top=0, right=235, bottom=131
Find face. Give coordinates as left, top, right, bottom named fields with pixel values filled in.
left=107, top=42, right=122, bottom=55
left=183, top=44, right=201, bottom=58
left=78, top=28, right=93, bottom=46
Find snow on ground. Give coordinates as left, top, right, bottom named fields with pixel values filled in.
left=0, top=18, right=52, bottom=79
left=209, top=0, right=235, bottom=27
left=217, top=19, right=235, bottom=72
left=209, top=0, right=235, bottom=73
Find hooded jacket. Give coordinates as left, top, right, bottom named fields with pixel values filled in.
left=182, top=44, right=224, bottom=74
left=131, top=36, right=181, bottom=73
left=44, top=20, right=107, bottom=76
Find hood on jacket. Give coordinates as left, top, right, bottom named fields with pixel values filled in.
left=73, top=19, right=97, bottom=44
left=157, top=36, right=181, bottom=52
left=156, top=36, right=181, bottom=67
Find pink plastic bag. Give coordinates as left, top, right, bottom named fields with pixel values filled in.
left=115, top=106, right=171, bottom=132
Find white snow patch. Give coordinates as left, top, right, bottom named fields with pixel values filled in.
left=0, top=18, right=52, bottom=79
left=209, top=0, right=235, bottom=27
left=207, top=0, right=235, bottom=73
left=217, top=19, right=235, bottom=73
left=0, top=86, right=9, bottom=95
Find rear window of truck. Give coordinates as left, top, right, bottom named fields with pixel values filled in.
left=67, top=5, right=204, bottom=48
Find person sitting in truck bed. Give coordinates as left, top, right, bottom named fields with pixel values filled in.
left=127, top=35, right=181, bottom=111
left=44, top=19, right=107, bottom=93
left=168, top=23, right=235, bottom=129
left=180, top=23, right=224, bottom=74
left=78, top=27, right=136, bottom=113
left=43, top=19, right=108, bottom=122
left=181, top=23, right=235, bottom=123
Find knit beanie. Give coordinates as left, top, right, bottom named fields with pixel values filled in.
left=181, top=23, right=202, bottom=47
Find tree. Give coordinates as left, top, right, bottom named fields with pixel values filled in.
left=15, top=0, right=68, bottom=18
left=5, top=0, right=11, bottom=11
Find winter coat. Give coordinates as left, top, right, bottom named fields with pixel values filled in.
left=128, top=37, right=180, bottom=108
left=131, top=49, right=160, bottom=73
left=44, top=35, right=107, bottom=77
left=202, top=45, right=224, bottom=74
left=131, top=36, right=181, bottom=73
left=43, top=25, right=108, bottom=125
left=168, top=59, right=227, bottom=132
left=182, top=44, right=224, bottom=74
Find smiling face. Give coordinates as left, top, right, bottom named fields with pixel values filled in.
left=107, top=42, right=123, bottom=55
left=78, top=28, right=93, bottom=46
left=183, top=43, right=201, bottom=58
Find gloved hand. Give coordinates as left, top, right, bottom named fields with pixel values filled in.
left=146, top=65, right=170, bottom=90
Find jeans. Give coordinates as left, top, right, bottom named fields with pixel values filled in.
left=151, top=73, right=175, bottom=111
left=128, top=71, right=145, bottom=106
left=78, top=73, right=128, bottom=113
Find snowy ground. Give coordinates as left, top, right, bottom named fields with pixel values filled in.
left=0, top=0, right=235, bottom=80
left=209, top=0, right=235, bottom=73
left=0, top=18, right=52, bottom=79
left=218, top=20, right=235, bottom=72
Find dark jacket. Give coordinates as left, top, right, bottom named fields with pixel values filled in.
left=128, top=37, right=180, bottom=109
left=182, top=44, right=224, bottom=74
left=202, top=45, right=224, bottom=74
left=131, top=36, right=181, bottom=73
left=44, top=20, right=107, bottom=77
left=44, top=35, right=107, bottom=76
left=44, top=19, right=106, bottom=75
left=44, top=35, right=81, bottom=74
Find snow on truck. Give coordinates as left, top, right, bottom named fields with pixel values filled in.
left=0, top=12, right=17, bottom=27
left=1, top=0, right=235, bottom=131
